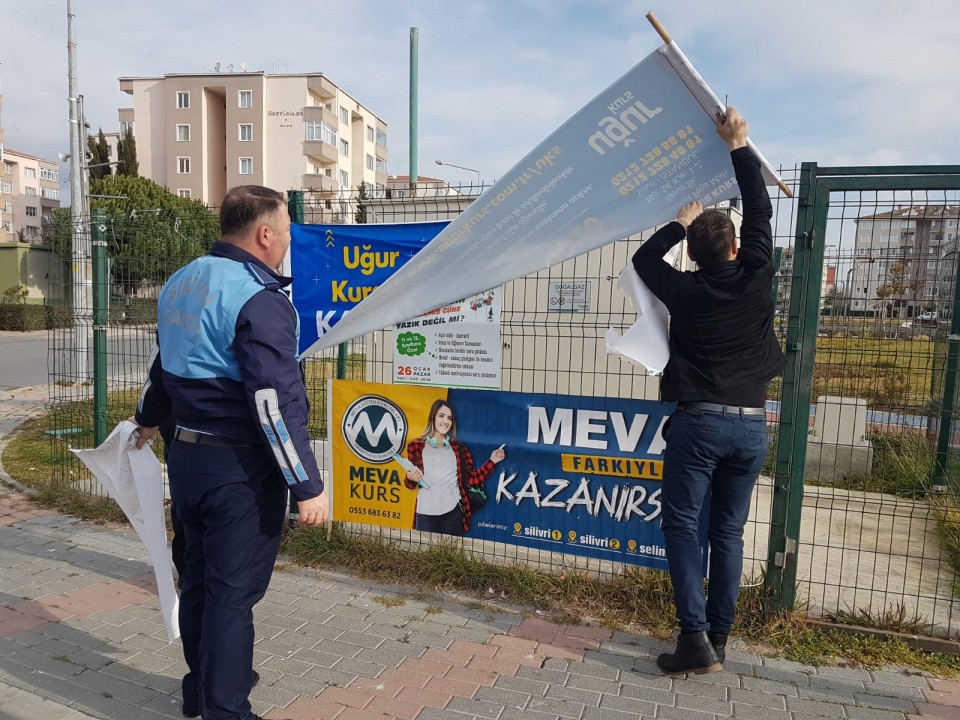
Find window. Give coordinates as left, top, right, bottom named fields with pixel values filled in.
left=25, top=206, right=37, bottom=217
left=366, top=126, right=374, bottom=142
left=40, top=168, right=58, bottom=182
left=339, top=107, right=348, bottom=125
left=376, top=158, right=387, bottom=175
left=305, top=121, right=337, bottom=145
left=238, top=90, right=253, bottom=109
left=177, top=157, right=191, bottom=174
left=120, top=121, right=134, bottom=135
left=1, top=221, right=10, bottom=232
left=24, top=167, right=36, bottom=179
left=949, top=219, right=958, bottom=228
left=176, top=91, right=190, bottom=109
left=177, top=124, right=191, bottom=142
left=340, top=139, right=349, bottom=157
left=3, top=202, right=12, bottom=214
left=2, top=162, right=11, bottom=174
left=376, top=128, right=387, bottom=147
left=238, top=124, right=253, bottom=142
left=1, top=181, right=11, bottom=194
left=24, top=187, right=37, bottom=197
left=366, top=154, right=374, bottom=171
left=239, top=157, right=253, bottom=175
left=41, top=187, right=59, bottom=200
left=339, top=170, right=348, bottom=188
left=177, top=189, right=191, bottom=199
left=25, top=226, right=39, bottom=238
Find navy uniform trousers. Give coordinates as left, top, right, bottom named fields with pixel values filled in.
left=168, top=439, right=287, bottom=720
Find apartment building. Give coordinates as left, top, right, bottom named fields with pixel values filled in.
left=0, top=148, right=62, bottom=244
left=773, top=246, right=836, bottom=312
left=117, top=70, right=388, bottom=205
left=851, top=206, right=960, bottom=316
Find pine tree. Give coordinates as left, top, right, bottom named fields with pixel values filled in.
left=355, top=182, right=369, bottom=224
left=87, top=129, right=112, bottom=179
left=116, top=127, right=139, bottom=178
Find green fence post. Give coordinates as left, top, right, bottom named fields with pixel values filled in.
left=932, top=256, right=960, bottom=488
left=92, top=210, right=108, bottom=446
left=286, top=191, right=305, bottom=518
left=764, top=162, right=826, bottom=613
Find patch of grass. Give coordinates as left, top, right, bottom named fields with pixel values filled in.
left=831, top=604, right=934, bottom=636
left=372, top=595, right=406, bottom=608
left=3, top=413, right=129, bottom=525
left=425, top=606, right=443, bottom=615
left=812, top=429, right=935, bottom=499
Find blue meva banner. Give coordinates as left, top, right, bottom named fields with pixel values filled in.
left=289, top=221, right=448, bottom=355
left=460, top=389, right=675, bottom=569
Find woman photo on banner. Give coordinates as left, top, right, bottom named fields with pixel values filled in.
left=399, top=399, right=505, bottom=536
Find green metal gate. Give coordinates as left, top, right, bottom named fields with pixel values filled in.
left=766, top=164, right=960, bottom=638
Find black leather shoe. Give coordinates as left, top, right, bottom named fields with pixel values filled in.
left=656, top=631, right=723, bottom=676
left=708, top=631, right=728, bottom=664
left=251, top=669, right=260, bottom=688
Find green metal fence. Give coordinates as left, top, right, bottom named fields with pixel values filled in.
left=766, top=164, right=960, bottom=637
left=37, top=170, right=960, bottom=639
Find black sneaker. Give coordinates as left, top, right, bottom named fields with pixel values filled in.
left=656, top=631, right=723, bottom=676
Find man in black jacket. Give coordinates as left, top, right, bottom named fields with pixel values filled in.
left=633, top=108, right=785, bottom=675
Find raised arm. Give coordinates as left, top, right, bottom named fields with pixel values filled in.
left=718, top=108, right=773, bottom=271
left=632, top=202, right=701, bottom=306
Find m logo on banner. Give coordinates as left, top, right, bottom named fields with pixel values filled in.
left=341, top=395, right=408, bottom=463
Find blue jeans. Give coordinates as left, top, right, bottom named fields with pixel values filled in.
left=416, top=505, right=465, bottom=536
left=661, top=407, right=768, bottom=634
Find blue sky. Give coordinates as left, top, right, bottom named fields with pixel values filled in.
left=3, top=0, right=960, bottom=188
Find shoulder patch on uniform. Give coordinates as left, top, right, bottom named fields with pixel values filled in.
left=245, top=263, right=281, bottom=290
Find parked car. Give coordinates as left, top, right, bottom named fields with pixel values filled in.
left=916, top=311, right=938, bottom=326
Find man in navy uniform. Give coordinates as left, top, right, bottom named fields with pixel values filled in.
left=133, top=185, right=327, bottom=719
left=633, top=108, right=784, bottom=675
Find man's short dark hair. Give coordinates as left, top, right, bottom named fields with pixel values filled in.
left=220, top=185, right=285, bottom=237
left=686, top=210, right=736, bottom=269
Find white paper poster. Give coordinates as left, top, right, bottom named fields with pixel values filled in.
left=394, top=287, right=502, bottom=389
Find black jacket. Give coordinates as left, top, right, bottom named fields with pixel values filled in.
left=632, top=147, right=785, bottom=407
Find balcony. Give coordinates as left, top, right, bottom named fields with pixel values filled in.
left=302, top=173, right=336, bottom=194
left=303, top=105, right=336, bottom=126
left=303, top=140, right=337, bottom=163
left=307, top=75, right=336, bottom=100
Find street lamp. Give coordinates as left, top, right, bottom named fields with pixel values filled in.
left=434, top=159, right=480, bottom=185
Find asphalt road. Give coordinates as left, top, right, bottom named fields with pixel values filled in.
left=0, top=329, right=155, bottom=390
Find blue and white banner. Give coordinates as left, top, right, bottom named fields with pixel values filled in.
left=331, top=379, right=703, bottom=570
left=304, top=41, right=784, bottom=355
left=289, top=221, right=447, bottom=355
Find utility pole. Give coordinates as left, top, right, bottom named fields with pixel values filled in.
left=67, top=0, right=90, bottom=381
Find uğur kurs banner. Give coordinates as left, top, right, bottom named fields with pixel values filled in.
left=302, top=32, right=786, bottom=356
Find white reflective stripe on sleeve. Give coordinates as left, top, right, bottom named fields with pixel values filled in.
left=254, top=388, right=309, bottom=486
left=137, top=345, right=159, bottom=415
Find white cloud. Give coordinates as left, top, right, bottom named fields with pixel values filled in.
left=2, top=0, right=958, bottom=192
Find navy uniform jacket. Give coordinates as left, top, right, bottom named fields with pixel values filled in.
left=135, top=242, right=324, bottom=502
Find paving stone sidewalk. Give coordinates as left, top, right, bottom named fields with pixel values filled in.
left=1, top=387, right=960, bottom=719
